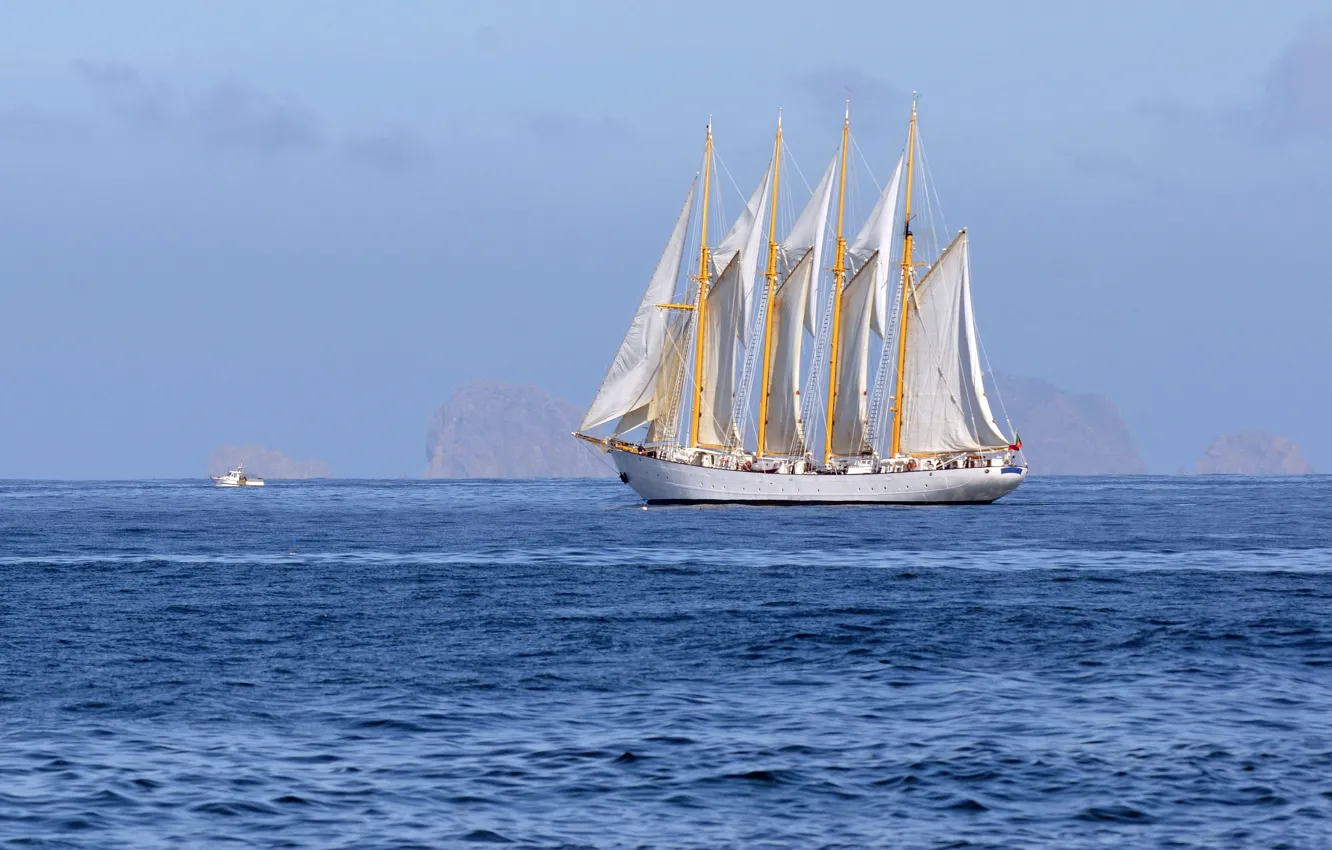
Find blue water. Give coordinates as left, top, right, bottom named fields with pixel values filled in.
left=1, top=477, right=1330, bottom=848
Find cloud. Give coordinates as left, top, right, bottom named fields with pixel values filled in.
left=795, top=66, right=905, bottom=134
left=191, top=83, right=321, bottom=155
left=71, top=59, right=170, bottom=128
left=73, top=59, right=139, bottom=87
left=514, top=110, right=636, bottom=143
left=345, top=127, right=432, bottom=174
left=1252, top=17, right=1332, bottom=138
left=1138, top=18, right=1332, bottom=144
left=68, top=62, right=429, bottom=166
left=73, top=61, right=321, bottom=155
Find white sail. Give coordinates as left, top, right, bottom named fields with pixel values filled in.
left=712, top=162, right=773, bottom=337
left=899, top=230, right=1011, bottom=454
left=825, top=155, right=902, bottom=456
left=645, top=311, right=691, bottom=443
left=829, top=258, right=876, bottom=456
left=762, top=249, right=814, bottom=454
left=782, top=153, right=838, bottom=334
left=847, top=155, right=903, bottom=337
left=695, top=165, right=772, bottom=447
left=759, top=151, right=837, bottom=455
left=698, top=254, right=744, bottom=446
left=581, top=179, right=697, bottom=433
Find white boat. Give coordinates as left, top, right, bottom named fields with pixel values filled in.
left=575, top=98, right=1027, bottom=504
left=212, top=464, right=265, bottom=487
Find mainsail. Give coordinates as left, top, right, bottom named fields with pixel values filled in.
left=785, top=155, right=839, bottom=334
left=580, top=179, right=696, bottom=434
left=697, top=164, right=772, bottom=447
left=898, top=230, right=1010, bottom=454
left=848, top=157, right=904, bottom=337
left=711, top=163, right=774, bottom=338
left=698, top=255, right=744, bottom=446
left=761, top=154, right=837, bottom=455
left=828, top=261, right=876, bottom=456
left=828, top=157, right=903, bottom=456
left=645, top=310, right=691, bottom=443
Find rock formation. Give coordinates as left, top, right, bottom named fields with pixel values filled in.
left=208, top=445, right=330, bottom=478
left=1194, top=431, right=1312, bottom=475
left=988, top=375, right=1148, bottom=475
left=424, top=381, right=613, bottom=478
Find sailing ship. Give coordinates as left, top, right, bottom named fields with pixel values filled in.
left=575, top=99, right=1026, bottom=504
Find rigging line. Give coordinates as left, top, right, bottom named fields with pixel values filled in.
left=662, top=194, right=702, bottom=444
left=673, top=312, right=700, bottom=445
left=915, top=128, right=949, bottom=256
left=672, top=168, right=709, bottom=389
left=735, top=134, right=784, bottom=451
left=712, top=148, right=743, bottom=226
left=850, top=133, right=881, bottom=192
left=920, top=171, right=939, bottom=268
left=574, top=437, right=620, bottom=475
left=782, top=141, right=813, bottom=195
left=681, top=176, right=705, bottom=300
left=913, top=132, right=940, bottom=264
left=865, top=123, right=915, bottom=453
left=775, top=148, right=796, bottom=252
left=660, top=313, right=692, bottom=390
left=846, top=154, right=861, bottom=255
left=780, top=180, right=796, bottom=253
left=800, top=276, right=837, bottom=456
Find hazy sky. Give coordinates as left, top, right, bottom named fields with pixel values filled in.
left=1, top=1, right=1329, bottom=477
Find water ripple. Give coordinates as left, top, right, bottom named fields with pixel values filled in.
left=0, top=476, right=1329, bottom=847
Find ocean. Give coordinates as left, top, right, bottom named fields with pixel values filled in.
left=1, top=476, right=1329, bottom=848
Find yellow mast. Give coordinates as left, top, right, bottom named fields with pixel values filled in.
left=756, top=112, right=783, bottom=458
left=889, top=95, right=919, bottom=459
left=689, top=121, right=714, bottom=448
left=822, top=104, right=851, bottom=467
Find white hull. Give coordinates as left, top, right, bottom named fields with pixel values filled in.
left=211, top=468, right=264, bottom=487
left=612, top=449, right=1025, bottom=504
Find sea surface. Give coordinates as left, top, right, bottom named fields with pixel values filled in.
left=1, top=476, right=1330, bottom=848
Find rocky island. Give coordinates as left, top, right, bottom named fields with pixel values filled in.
left=425, top=381, right=613, bottom=478
left=1194, top=432, right=1312, bottom=475
left=989, top=375, right=1148, bottom=475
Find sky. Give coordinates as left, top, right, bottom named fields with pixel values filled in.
left=1, top=0, right=1330, bottom=477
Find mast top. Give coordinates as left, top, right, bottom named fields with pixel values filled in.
left=844, top=100, right=850, bottom=123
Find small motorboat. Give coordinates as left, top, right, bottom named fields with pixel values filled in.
left=212, top=464, right=264, bottom=487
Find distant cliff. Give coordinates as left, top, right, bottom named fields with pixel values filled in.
left=989, top=375, right=1148, bottom=475
left=425, top=381, right=613, bottom=478
left=1195, top=431, right=1312, bottom=475
left=208, top=445, right=330, bottom=478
